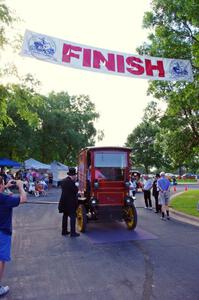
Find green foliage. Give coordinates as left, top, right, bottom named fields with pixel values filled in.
left=126, top=121, right=163, bottom=173
left=135, top=0, right=199, bottom=170
left=0, top=81, right=44, bottom=160
left=0, top=88, right=101, bottom=165
left=0, top=1, right=13, bottom=48
left=34, top=92, right=100, bottom=165
left=126, top=101, right=171, bottom=173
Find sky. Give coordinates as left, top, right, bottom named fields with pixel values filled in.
left=5, top=0, right=153, bottom=146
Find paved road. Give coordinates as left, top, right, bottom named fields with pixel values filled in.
left=3, top=185, right=199, bottom=300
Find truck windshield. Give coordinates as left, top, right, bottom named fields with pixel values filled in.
left=94, top=151, right=127, bottom=181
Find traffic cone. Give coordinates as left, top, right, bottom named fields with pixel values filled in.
left=185, top=185, right=188, bottom=191
left=173, top=185, right=177, bottom=192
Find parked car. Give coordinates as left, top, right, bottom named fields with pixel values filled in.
left=165, top=173, right=175, bottom=180
left=182, top=173, right=197, bottom=180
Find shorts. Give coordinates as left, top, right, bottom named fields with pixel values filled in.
left=159, top=191, right=170, bottom=206
left=0, top=231, right=11, bottom=261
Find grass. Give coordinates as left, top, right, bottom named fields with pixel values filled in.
left=176, top=179, right=197, bottom=184
left=170, top=190, right=199, bottom=217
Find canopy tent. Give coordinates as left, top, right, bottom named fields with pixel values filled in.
left=50, top=161, right=69, bottom=186
left=24, top=158, right=50, bottom=170
left=0, top=158, right=21, bottom=167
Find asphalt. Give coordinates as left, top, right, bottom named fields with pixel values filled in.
left=3, top=184, right=199, bottom=300
left=26, top=185, right=199, bottom=227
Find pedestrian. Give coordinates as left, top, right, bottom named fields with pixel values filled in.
left=58, top=167, right=80, bottom=237
left=129, top=176, right=137, bottom=198
left=143, top=175, right=153, bottom=209
left=0, top=167, right=7, bottom=184
left=0, top=176, right=27, bottom=297
left=152, top=173, right=161, bottom=213
left=157, top=171, right=171, bottom=220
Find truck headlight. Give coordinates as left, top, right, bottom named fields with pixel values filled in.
left=90, top=198, right=98, bottom=207
left=124, top=196, right=134, bottom=206
left=94, top=181, right=99, bottom=188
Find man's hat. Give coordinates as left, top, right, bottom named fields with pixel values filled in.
left=67, top=167, right=77, bottom=176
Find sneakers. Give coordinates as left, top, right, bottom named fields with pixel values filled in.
left=0, top=285, right=9, bottom=296
left=167, top=217, right=170, bottom=220
left=160, top=217, right=166, bottom=221
left=70, top=233, right=80, bottom=237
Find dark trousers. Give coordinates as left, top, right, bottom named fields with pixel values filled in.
left=153, top=192, right=161, bottom=212
left=144, top=190, right=152, bottom=208
left=62, top=213, right=76, bottom=234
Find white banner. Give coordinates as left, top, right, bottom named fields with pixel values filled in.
left=21, top=30, right=193, bottom=82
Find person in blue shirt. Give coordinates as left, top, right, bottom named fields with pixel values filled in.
left=0, top=176, right=27, bottom=297
left=157, top=172, right=171, bottom=220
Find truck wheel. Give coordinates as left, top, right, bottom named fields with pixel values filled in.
left=123, top=204, right=137, bottom=230
left=77, top=204, right=87, bottom=232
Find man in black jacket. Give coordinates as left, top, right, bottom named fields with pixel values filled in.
left=152, top=173, right=161, bottom=213
left=58, top=167, right=80, bottom=237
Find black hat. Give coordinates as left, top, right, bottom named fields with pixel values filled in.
left=67, top=167, right=77, bottom=176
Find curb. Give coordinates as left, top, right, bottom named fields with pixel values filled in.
left=169, top=192, right=199, bottom=227
left=169, top=208, right=199, bottom=227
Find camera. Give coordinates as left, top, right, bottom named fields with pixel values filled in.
left=10, top=180, right=16, bottom=185
left=9, top=180, right=27, bottom=190
left=10, top=180, right=17, bottom=189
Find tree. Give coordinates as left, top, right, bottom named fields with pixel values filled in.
left=126, top=101, right=168, bottom=173
left=0, top=1, right=14, bottom=48
left=0, top=1, right=27, bottom=133
left=30, top=92, right=101, bottom=165
left=0, top=2, right=102, bottom=164
left=0, top=89, right=101, bottom=164
left=137, top=0, right=199, bottom=169
left=0, top=80, right=44, bottom=160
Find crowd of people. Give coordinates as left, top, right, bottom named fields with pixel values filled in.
left=0, top=167, right=52, bottom=197
left=130, top=171, right=171, bottom=220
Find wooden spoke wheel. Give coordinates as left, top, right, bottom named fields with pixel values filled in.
left=123, top=204, right=137, bottom=230
left=77, top=204, right=87, bottom=232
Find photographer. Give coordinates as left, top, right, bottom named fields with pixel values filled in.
left=0, top=176, right=27, bottom=297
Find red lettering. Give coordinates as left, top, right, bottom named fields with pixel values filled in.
left=83, top=48, right=91, bottom=67
left=145, top=59, right=165, bottom=77
left=62, top=43, right=82, bottom=63
left=116, top=55, right=125, bottom=73
left=126, top=56, right=144, bottom=75
left=93, top=50, right=115, bottom=71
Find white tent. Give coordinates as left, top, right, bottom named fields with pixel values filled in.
left=50, top=161, right=69, bottom=186
left=24, top=158, right=51, bottom=170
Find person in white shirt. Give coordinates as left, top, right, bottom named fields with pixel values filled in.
left=129, top=176, right=137, bottom=198
left=143, top=175, right=153, bottom=209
